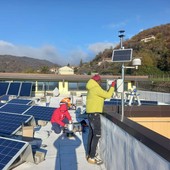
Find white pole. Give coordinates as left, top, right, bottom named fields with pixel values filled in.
left=121, top=63, right=125, bottom=121
left=119, top=30, right=125, bottom=121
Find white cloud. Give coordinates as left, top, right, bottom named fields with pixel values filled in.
left=0, top=40, right=14, bottom=47
left=88, top=42, right=117, bottom=54
left=0, top=40, right=117, bottom=66
left=0, top=40, right=66, bottom=65
left=105, top=20, right=128, bottom=29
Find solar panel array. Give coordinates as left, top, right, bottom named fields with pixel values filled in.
left=24, top=105, right=56, bottom=121
left=0, top=137, right=29, bottom=170
left=0, top=112, right=33, bottom=136
left=0, top=82, right=54, bottom=169
left=106, top=98, right=158, bottom=106
left=0, top=82, right=32, bottom=97
left=0, top=103, right=56, bottom=122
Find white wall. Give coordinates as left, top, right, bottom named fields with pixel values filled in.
left=138, top=90, right=170, bottom=104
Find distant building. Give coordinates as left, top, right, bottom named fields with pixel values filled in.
left=141, top=35, right=156, bottom=42
left=58, top=66, right=74, bottom=75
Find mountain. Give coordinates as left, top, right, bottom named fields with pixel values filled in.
left=0, top=55, right=58, bottom=73
left=76, top=23, right=170, bottom=76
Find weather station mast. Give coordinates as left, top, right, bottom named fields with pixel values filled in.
left=112, top=30, right=133, bottom=121
left=118, top=30, right=126, bottom=120
left=112, top=30, right=141, bottom=121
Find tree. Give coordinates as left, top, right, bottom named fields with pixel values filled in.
left=40, top=66, right=50, bottom=74
left=79, top=59, right=83, bottom=67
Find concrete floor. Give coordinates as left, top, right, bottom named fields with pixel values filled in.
left=13, top=109, right=106, bottom=170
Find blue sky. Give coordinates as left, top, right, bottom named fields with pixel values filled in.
left=0, top=0, right=169, bottom=65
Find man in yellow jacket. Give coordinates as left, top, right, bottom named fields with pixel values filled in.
left=86, top=74, right=116, bottom=164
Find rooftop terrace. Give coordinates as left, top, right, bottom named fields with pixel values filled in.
left=0, top=93, right=169, bottom=170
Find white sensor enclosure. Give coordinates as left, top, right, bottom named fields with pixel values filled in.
left=132, top=58, right=141, bottom=66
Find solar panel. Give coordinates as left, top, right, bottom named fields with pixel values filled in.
left=8, top=99, right=33, bottom=105
left=0, top=103, right=31, bottom=114
left=0, top=103, right=4, bottom=107
left=140, top=100, right=158, bottom=105
left=19, top=82, right=32, bottom=97
left=104, top=101, right=122, bottom=105
left=0, top=95, right=9, bottom=102
left=24, top=105, right=56, bottom=121
left=0, top=82, right=9, bottom=96
left=0, top=137, right=29, bottom=170
left=0, top=112, right=33, bottom=136
left=112, top=49, right=133, bottom=62
left=7, top=82, right=21, bottom=96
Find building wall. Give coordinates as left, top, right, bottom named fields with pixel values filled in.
left=58, top=66, right=74, bottom=75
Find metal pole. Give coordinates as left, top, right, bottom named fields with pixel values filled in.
left=121, top=63, right=124, bottom=121
left=119, top=30, right=125, bottom=121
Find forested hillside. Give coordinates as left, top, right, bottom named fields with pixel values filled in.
left=0, top=55, right=58, bottom=73
left=77, top=23, right=170, bottom=76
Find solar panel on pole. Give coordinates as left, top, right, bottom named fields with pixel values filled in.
left=112, top=49, right=133, bottom=62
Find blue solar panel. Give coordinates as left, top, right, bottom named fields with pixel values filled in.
left=140, top=100, right=158, bottom=105
left=0, top=103, right=31, bottom=114
left=0, top=82, right=9, bottom=96
left=0, top=103, right=4, bottom=107
left=7, top=82, right=21, bottom=96
left=0, top=137, right=28, bottom=170
left=24, top=105, right=56, bottom=121
left=19, top=83, right=32, bottom=97
left=8, top=99, right=33, bottom=105
left=108, top=99, right=158, bottom=106
left=104, top=101, right=122, bottom=105
left=0, top=95, right=9, bottom=101
left=0, top=112, right=33, bottom=136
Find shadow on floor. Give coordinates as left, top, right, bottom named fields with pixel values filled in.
left=53, top=133, right=81, bottom=170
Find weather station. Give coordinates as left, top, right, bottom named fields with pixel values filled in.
left=112, top=30, right=142, bottom=121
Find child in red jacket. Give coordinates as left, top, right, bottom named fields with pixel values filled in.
left=51, top=103, right=72, bottom=134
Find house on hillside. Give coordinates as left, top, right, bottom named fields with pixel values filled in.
left=141, top=35, right=156, bottom=42
left=58, top=66, right=74, bottom=75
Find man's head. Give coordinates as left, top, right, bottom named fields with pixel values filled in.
left=92, top=74, right=101, bottom=84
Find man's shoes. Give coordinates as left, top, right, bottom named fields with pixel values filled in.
left=87, top=157, right=96, bottom=164
left=94, top=156, right=103, bottom=165
left=87, top=154, right=103, bottom=165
